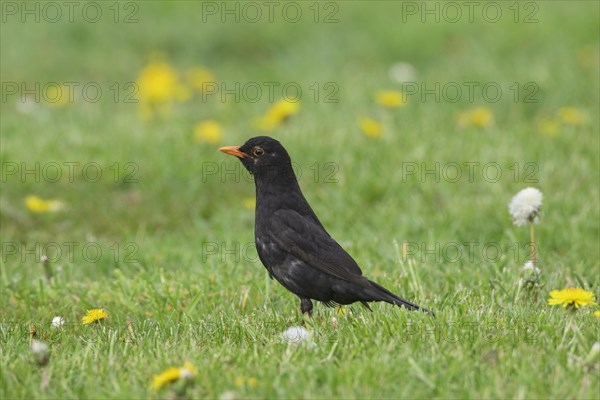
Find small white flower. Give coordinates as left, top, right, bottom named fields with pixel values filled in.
left=592, top=342, right=600, bottom=354
left=508, top=187, right=543, bottom=226
left=280, top=326, right=313, bottom=345
left=51, top=316, right=65, bottom=329
left=30, top=339, right=50, bottom=366
left=389, top=62, right=416, bottom=83
left=521, top=261, right=541, bottom=274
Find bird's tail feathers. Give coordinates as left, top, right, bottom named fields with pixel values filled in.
left=369, top=281, right=433, bottom=315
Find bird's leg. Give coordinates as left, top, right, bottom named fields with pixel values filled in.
left=300, top=298, right=313, bottom=317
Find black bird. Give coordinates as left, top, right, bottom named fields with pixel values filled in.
left=220, top=136, right=428, bottom=316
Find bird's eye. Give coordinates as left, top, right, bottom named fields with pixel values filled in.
left=252, top=147, right=265, bottom=157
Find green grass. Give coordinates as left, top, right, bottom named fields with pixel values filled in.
left=1, top=1, right=599, bottom=399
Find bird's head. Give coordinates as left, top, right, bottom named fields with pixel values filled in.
left=219, top=136, right=294, bottom=180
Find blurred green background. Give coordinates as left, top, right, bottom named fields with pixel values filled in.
left=1, top=1, right=599, bottom=399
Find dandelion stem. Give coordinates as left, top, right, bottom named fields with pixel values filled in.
left=40, top=367, right=50, bottom=390
left=558, top=315, right=577, bottom=350
left=41, top=255, right=53, bottom=281
left=529, top=222, right=537, bottom=266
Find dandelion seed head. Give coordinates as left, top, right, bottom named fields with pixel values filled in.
left=31, top=339, right=48, bottom=354
left=521, top=260, right=541, bottom=274
left=30, top=339, right=50, bottom=366
left=51, top=316, right=65, bottom=329
left=280, top=326, right=313, bottom=346
left=389, top=62, right=416, bottom=83
left=509, top=187, right=543, bottom=226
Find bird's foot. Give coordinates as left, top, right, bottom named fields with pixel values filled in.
left=336, top=305, right=349, bottom=315
left=300, top=298, right=313, bottom=319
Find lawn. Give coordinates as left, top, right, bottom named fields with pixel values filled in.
left=1, top=1, right=599, bottom=399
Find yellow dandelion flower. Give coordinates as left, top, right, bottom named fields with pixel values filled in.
left=137, top=60, right=188, bottom=103
left=45, top=84, right=71, bottom=107
left=537, top=118, right=560, bottom=137
left=82, top=309, right=108, bottom=324
left=234, top=377, right=258, bottom=388
left=234, top=377, right=245, bottom=388
left=243, top=197, right=256, bottom=210
left=252, top=99, right=300, bottom=131
left=547, top=288, right=597, bottom=309
left=136, top=59, right=190, bottom=120
left=375, top=90, right=406, bottom=108
left=193, top=120, right=222, bottom=143
left=187, top=67, right=216, bottom=91
left=358, top=117, right=382, bottom=138
left=337, top=306, right=348, bottom=315
left=594, top=310, right=600, bottom=318
left=557, top=107, right=587, bottom=127
left=457, top=106, right=494, bottom=129
left=24, top=195, right=64, bottom=213
left=151, top=361, right=197, bottom=391
left=152, top=367, right=181, bottom=390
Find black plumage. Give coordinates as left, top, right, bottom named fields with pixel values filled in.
left=220, top=136, right=429, bottom=316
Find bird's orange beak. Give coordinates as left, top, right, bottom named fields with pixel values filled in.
left=219, top=146, right=248, bottom=158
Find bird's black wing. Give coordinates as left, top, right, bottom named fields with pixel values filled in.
left=269, top=209, right=366, bottom=285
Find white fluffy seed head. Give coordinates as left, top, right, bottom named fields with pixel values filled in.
left=280, top=326, right=312, bottom=345
left=521, top=260, right=541, bottom=274
left=31, top=340, right=48, bottom=354
left=30, top=339, right=50, bottom=366
left=509, top=187, right=543, bottom=226
left=388, top=62, right=416, bottom=83
left=51, top=316, right=65, bottom=329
